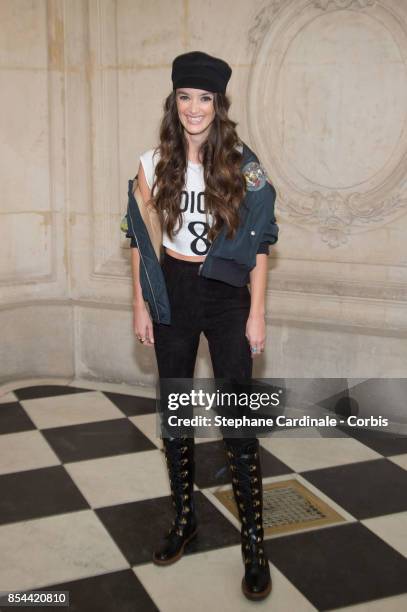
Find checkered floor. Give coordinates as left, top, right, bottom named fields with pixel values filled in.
left=0, top=380, right=406, bottom=612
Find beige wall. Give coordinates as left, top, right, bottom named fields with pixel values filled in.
left=0, top=0, right=406, bottom=388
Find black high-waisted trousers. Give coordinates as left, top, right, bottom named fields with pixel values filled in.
left=152, top=251, right=256, bottom=449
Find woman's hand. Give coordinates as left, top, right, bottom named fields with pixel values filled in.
left=133, top=300, right=154, bottom=347
left=245, top=312, right=266, bottom=358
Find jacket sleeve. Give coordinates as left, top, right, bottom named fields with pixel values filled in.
left=243, top=153, right=279, bottom=256
left=120, top=175, right=139, bottom=248
left=256, top=182, right=278, bottom=255
left=256, top=242, right=270, bottom=255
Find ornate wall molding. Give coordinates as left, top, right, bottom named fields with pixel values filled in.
left=278, top=186, right=407, bottom=247
left=87, top=0, right=124, bottom=279
left=248, top=0, right=407, bottom=247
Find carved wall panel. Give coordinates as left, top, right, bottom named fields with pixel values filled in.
left=249, top=0, right=407, bottom=248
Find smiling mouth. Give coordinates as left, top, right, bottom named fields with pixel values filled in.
left=186, top=116, right=204, bottom=124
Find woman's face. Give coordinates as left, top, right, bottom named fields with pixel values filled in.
left=175, top=88, right=216, bottom=136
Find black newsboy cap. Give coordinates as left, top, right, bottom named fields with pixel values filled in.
left=171, top=51, right=232, bottom=94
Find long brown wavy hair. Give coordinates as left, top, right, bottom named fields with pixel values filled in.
left=150, top=90, right=246, bottom=243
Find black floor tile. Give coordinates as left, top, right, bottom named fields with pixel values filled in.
left=0, top=466, right=90, bottom=525
left=337, top=427, right=407, bottom=457
left=194, top=439, right=292, bottom=489
left=14, top=385, right=93, bottom=401
left=41, top=418, right=156, bottom=463
left=0, top=401, right=36, bottom=435
left=103, top=391, right=157, bottom=417
left=96, top=491, right=241, bottom=566
left=265, top=522, right=407, bottom=610
left=17, top=570, right=159, bottom=612
left=302, top=458, right=407, bottom=519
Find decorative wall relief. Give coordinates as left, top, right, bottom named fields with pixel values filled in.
left=248, top=0, right=407, bottom=247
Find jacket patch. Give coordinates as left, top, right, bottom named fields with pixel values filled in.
left=120, top=214, right=128, bottom=233
left=243, top=161, right=269, bottom=191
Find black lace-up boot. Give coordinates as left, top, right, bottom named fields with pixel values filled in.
left=224, top=438, right=271, bottom=600
left=153, top=436, right=198, bottom=565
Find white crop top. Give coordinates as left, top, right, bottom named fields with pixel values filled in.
left=139, top=148, right=214, bottom=256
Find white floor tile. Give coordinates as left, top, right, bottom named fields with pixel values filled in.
left=260, top=434, right=381, bottom=472
left=0, top=430, right=60, bottom=475
left=0, top=510, right=129, bottom=592
left=65, top=449, right=171, bottom=507
left=0, top=391, right=18, bottom=404
left=21, top=391, right=124, bottom=429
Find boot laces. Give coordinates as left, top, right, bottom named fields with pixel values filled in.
left=164, top=437, right=194, bottom=536
left=226, top=443, right=267, bottom=567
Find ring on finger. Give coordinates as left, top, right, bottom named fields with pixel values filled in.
left=251, top=346, right=265, bottom=353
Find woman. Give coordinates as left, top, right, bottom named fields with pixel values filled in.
left=127, top=51, right=278, bottom=601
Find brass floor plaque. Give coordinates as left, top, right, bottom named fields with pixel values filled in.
left=214, top=479, right=346, bottom=536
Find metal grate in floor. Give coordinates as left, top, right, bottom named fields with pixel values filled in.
left=215, top=478, right=345, bottom=536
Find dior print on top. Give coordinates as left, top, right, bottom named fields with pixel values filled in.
left=139, top=148, right=214, bottom=256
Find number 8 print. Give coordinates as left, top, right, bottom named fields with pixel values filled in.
left=188, top=221, right=211, bottom=255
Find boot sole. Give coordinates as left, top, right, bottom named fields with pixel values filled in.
left=241, top=577, right=272, bottom=601
left=152, top=528, right=198, bottom=566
